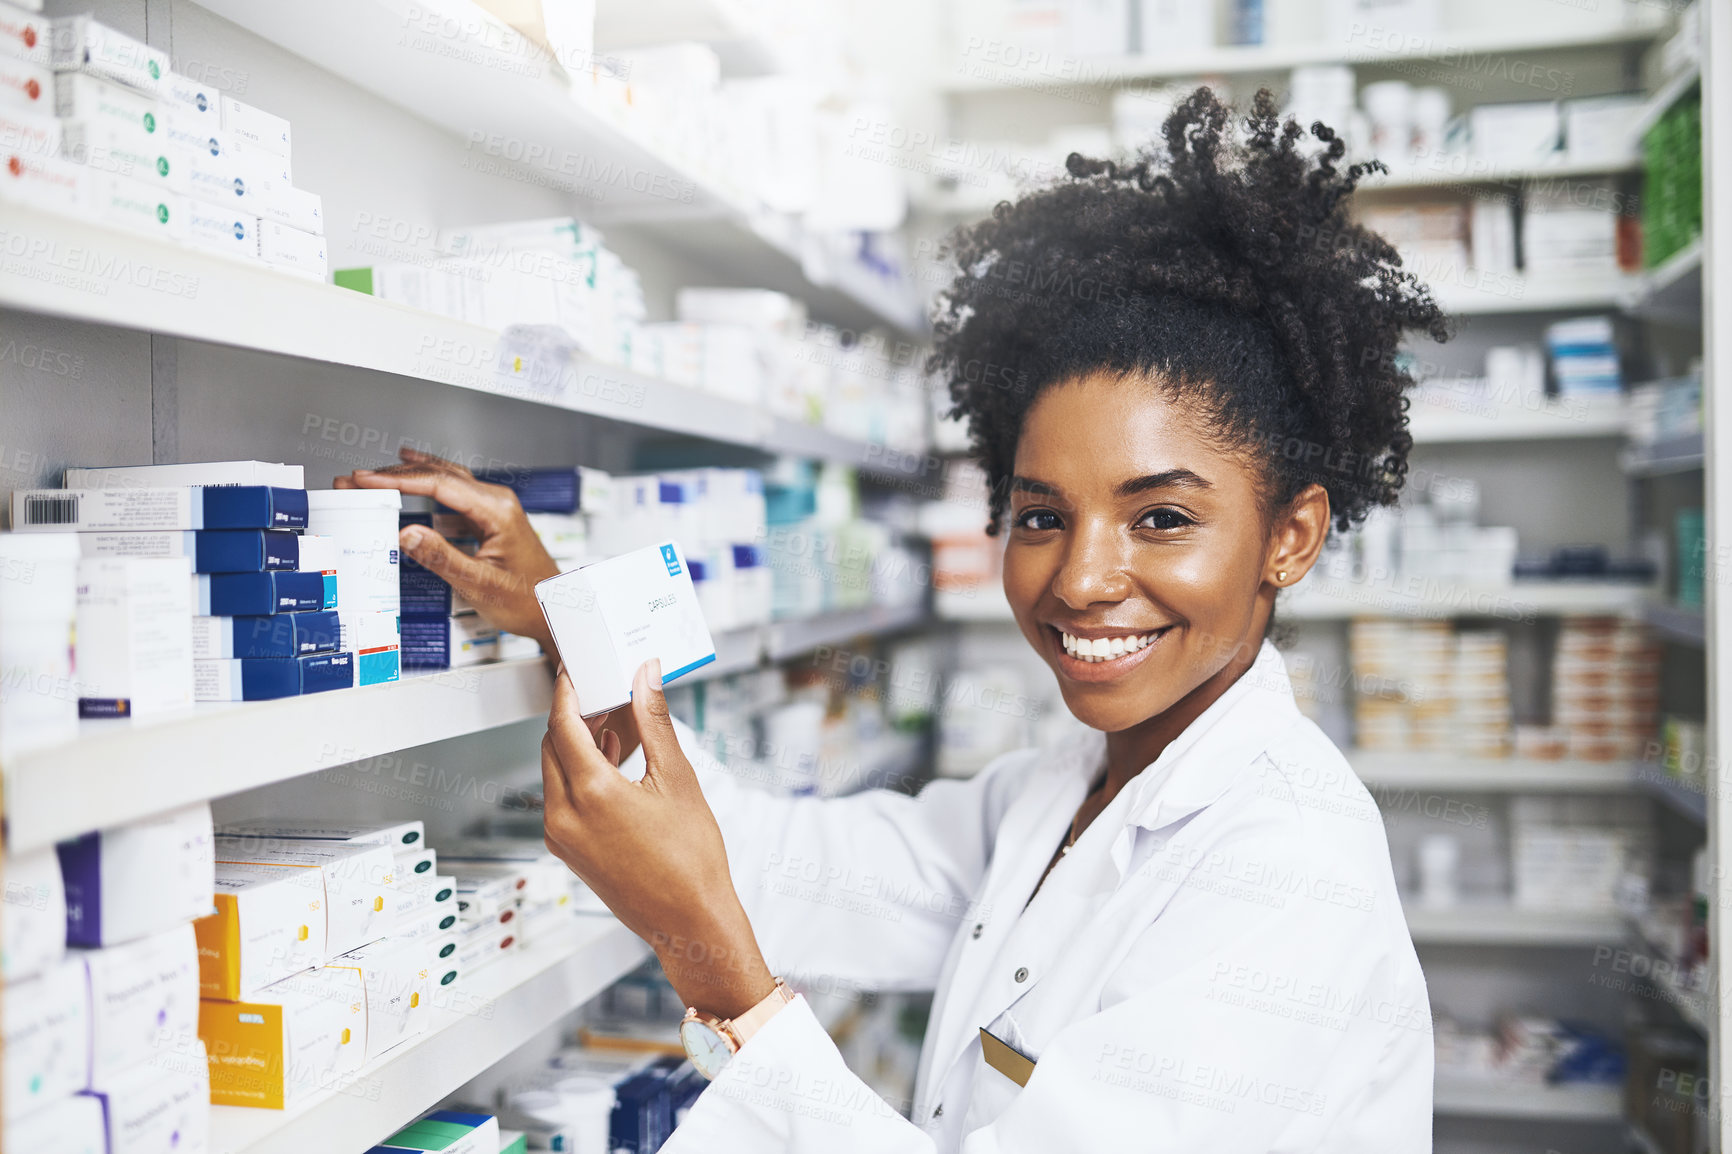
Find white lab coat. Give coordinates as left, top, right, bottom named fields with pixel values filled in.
left=640, top=641, right=1432, bottom=1152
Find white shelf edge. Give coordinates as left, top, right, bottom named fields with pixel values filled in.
left=916, top=156, right=1642, bottom=217
left=1432, top=1077, right=1623, bottom=1121
left=4, top=658, right=557, bottom=856
left=941, top=20, right=1667, bottom=93
left=0, top=205, right=922, bottom=474
left=764, top=603, right=930, bottom=662
left=1404, top=902, right=1624, bottom=946
left=3, top=610, right=927, bottom=853
left=211, top=917, right=649, bottom=1154
left=1408, top=397, right=1626, bottom=444
left=1351, top=753, right=1636, bottom=791
left=1277, top=579, right=1656, bottom=621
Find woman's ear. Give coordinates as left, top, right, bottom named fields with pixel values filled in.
left=1265, top=484, right=1331, bottom=590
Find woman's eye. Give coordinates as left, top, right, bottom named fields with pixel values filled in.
left=1138, top=508, right=1194, bottom=531
left=1014, top=509, right=1063, bottom=532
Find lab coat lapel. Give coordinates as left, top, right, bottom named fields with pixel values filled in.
left=919, top=737, right=1098, bottom=1097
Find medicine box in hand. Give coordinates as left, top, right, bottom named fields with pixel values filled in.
left=536, top=540, right=715, bottom=717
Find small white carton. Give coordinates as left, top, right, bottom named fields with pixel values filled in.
left=535, top=540, right=715, bottom=716
left=58, top=802, right=216, bottom=948
left=86, top=1039, right=210, bottom=1154
left=3, top=1093, right=106, bottom=1154
left=0, top=50, right=50, bottom=115
left=219, top=93, right=288, bottom=156
left=0, top=2, right=52, bottom=68
left=258, top=218, right=327, bottom=279
left=2, top=845, right=66, bottom=981
left=2, top=955, right=91, bottom=1119
left=51, top=15, right=168, bottom=95
left=75, top=555, right=195, bottom=718
left=81, top=922, right=201, bottom=1086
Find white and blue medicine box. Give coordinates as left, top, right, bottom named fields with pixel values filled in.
left=78, top=529, right=332, bottom=574
left=535, top=539, right=715, bottom=717
left=191, top=610, right=341, bottom=659
left=12, top=485, right=308, bottom=531
left=194, top=570, right=332, bottom=615
left=193, top=650, right=354, bottom=701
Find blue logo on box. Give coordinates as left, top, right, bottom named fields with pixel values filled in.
left=660, top=544, right=681, bottom=577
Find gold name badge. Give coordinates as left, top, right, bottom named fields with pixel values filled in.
left=979, top=1027, right=1035, bottom=1088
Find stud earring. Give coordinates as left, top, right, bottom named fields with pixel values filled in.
left=1276, top=570, right=1288, bottom=583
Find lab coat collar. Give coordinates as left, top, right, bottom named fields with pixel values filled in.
left=1049, top=641, right=1303, bottom=882
left=1120, top=639, right=1302, bottom=834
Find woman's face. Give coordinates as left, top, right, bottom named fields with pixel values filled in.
left=1003, top=372, right=1304, bottom=734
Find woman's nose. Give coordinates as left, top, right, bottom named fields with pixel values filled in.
left=1049, top=524, right=1133, bottom=609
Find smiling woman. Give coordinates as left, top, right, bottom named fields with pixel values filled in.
left=356, top=85, right=1450, bottom=1154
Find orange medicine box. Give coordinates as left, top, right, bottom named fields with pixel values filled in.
left=195, top=839, right=395, bottom=999
left=199, top=965, right=367, bottom=1109
left=194, top=860, right=326, bottom=999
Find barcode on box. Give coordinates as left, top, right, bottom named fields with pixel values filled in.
left=24, top=495, right=79, bottom=525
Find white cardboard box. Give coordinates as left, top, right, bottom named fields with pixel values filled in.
left=1, top=845, right=66, bottom=982
left=3, top=1093, right=106, bottom=1154
left=0, top=50, right=50, bottom=116
left=51, top=15, right=168, bottom=95
left=184, top=195, right=259, bottom=261
left=0, top=2, right=52, bottom=68
left=2, top=955, right=91, bottom=1119
left=75, top=555, right=195, bottom=718
left=86, top=1040, right=211, bottom=1154
left=82, top=922, right=201, bottom=1086
left=219, top=93, right=289, bottom=157
left=535, top=539, right=716, bottom=716
left=200, top=966, right=366, bottom=1109
left=58, top=802, right=216, bottom=948
left=258, top=218, right=328, bottom=278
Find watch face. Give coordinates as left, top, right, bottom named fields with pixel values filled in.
left=680, top=1018, right=735, bottom=1080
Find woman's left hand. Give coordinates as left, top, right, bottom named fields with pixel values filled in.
left=542, top=659, right=777, bottom=1021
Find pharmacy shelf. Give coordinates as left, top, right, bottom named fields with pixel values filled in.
left=1643, top=602, right=1707, bottom=648
left=1633, top=763, right=1708, bottom=825
left=211, top=916, right=649, bottom=1154
left=1630, top=61, right=1702, bottom=139
left=935, top=586, right=1014, bottom=622
left=944, top=580, right=1656, bottom=624
left=1626, top=239, right=1704, bottom=328
left=1432, top=1077, right=1623, bottom=1121
left=917, top=156, right=1645, bottom=218
left=593, top=0, right=794, bottom=76
left=941, top=20, right=1666, bottom=93
left=1351, top=753, right=1635, bottom=792
left=1408, top=395, right=1625, bottom=444
left=1628, top=924, right=1714, bottom=1034
left=3, top=657, right=556, bottom=856
left=189, top=0, right=923, bottom=335
left=1357, top=155, right=1642, bottom=193
left=764, top=603, right=930, bottom=662
left=1433, top=275, right=1635, bottom=316
left=0, top=205, right=916, bottom=473
left=1404, top=903, right=1624, bottom=947
left=1622, top=432, right=1705, bottom=476
left=1278, top=579, right=1654, bottom=621
left=2, top=609, right=926, bottom=853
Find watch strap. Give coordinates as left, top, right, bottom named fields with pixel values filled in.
left=724, top=978, right=794, bottom=1050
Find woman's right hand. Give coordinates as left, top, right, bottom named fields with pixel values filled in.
left=333, top=448, right=562, bottom=652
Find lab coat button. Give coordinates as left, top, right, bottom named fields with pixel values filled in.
left=934, top=1104, right=944, bottom=1119
left=1014, top=966, right=1029, bottom=983
left=971, top=923, right=983, bottom=939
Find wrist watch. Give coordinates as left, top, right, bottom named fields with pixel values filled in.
left=679, top=977, right=794, bottom=1080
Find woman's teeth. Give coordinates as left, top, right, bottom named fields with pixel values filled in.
left=1060, top=630, right=1159, bottom=662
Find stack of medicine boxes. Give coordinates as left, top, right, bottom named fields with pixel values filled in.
left=195, top=819, right=460, bottom=1109
left=8, top=460, right=400, bottom=704
left=0, top=4, right=327, bottom=278
left=3, top=802, right=219, bottom=1154
left=400, top=509, right=501, bottom=670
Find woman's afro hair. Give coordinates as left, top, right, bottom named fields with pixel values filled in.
left=929, top=86, right=1449, bottom=535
